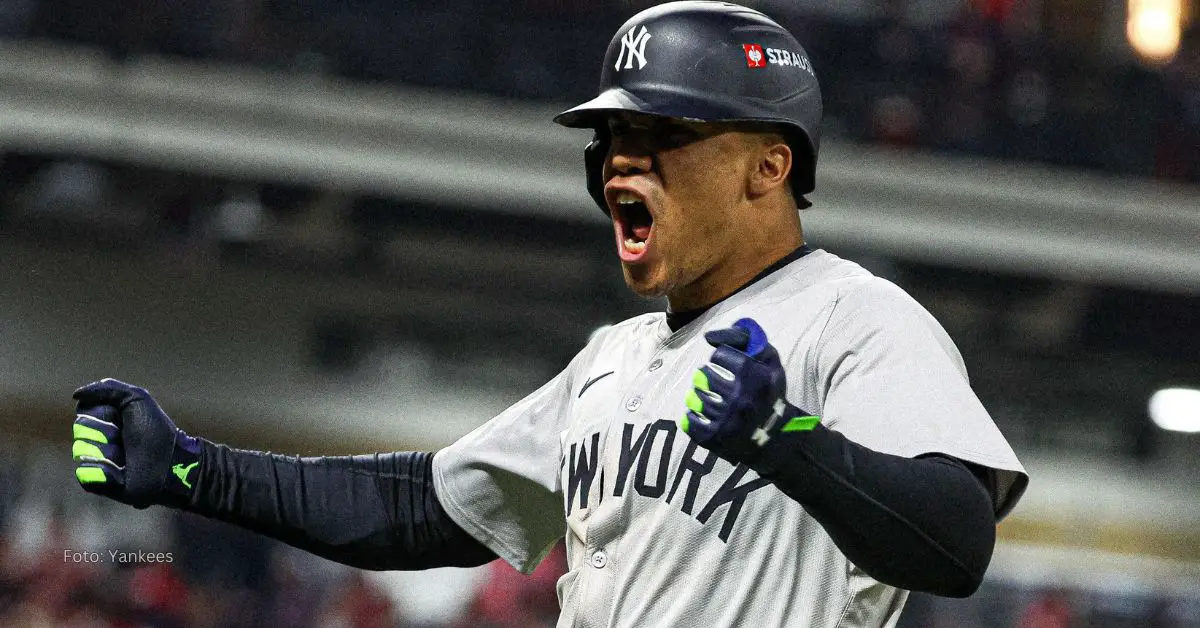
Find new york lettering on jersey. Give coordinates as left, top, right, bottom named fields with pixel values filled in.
left=561, top=420, right=770, bottom=542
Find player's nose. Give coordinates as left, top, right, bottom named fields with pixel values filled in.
left=607, top=138, right=653, bottom=178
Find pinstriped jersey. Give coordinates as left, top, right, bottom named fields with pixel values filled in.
left=433, top=249, right=1027, bottom=627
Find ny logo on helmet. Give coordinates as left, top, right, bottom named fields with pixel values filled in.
left=615, top=25, right=651, bottom=71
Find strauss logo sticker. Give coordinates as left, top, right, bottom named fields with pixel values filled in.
left=743, top=43, right=766, bottom=68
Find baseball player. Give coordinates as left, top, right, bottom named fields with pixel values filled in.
left=70, top=2, right=1027, bottom=626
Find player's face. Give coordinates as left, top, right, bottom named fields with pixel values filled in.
left=601, top=113, right=763, bottom=309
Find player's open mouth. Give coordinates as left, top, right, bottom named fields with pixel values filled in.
left=612, top=190, right=654, bottom=263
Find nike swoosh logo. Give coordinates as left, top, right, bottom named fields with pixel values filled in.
left=578, top=371, right=615, bottom=398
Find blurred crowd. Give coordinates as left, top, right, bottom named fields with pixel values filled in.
left=0, top=515, right=568, bottom=627
left=0, top=446, right=568, bottom=627
left=0, top=0, right=1196, bottom=182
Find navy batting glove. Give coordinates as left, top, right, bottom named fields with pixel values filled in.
left=680, top=318, right=820, bottom=463
left=72, top=379, right=202, bottom=509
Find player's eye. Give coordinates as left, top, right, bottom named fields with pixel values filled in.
left=656, top=124, right=706, bottom=147
left=614, top=123, right=706, bottom=152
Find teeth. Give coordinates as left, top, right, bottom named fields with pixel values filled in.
left=617, top=191, right=641, bottom=205
left=624, top=238, right=646, bottom=253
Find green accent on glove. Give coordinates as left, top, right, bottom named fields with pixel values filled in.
left=680, top=413, right=691, bottom=434
left=781, top=415, right=821, bottom=432
left=692, top=369, right=710, bottom=391
left=172, top=462, right=199, bottom=489
left=72, top=440, right=106, bottom=463
left=73, top=423, right=108, bottom=444
left=685, top=389, right=704, bottom=413
left=76, top=467, right=107, bottom=484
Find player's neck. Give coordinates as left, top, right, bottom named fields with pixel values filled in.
left=666, top=236, right=807, bottom=315
left=667, top=200, right=804, bottom=312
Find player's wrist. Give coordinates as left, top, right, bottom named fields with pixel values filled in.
left=744, top=413, right=828, bottom=478
left=720, top=399, right=822, bottom=467
left=156, top=430, right=204, bottom=507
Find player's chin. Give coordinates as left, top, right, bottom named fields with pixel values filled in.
left=620, top=262, right=670, bottom=299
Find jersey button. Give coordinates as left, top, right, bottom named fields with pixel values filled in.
left=590, top=550, right=608, bottom=569
left=648, top=358, right=663, bottom=371
left=625, top=396, right=642, bottom=412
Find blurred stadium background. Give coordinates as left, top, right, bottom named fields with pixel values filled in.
left=0, top=0, right=1197, bottom=626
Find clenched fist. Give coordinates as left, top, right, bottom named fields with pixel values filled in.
left=72, top=379, right=202, bottom=509
left=680, top=318, right=820, bottom=463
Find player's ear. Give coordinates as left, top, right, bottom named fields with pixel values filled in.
left=746, top=136, right=792, bottom=199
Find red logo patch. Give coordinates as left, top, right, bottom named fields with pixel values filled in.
left=743, top=44, right=766, bottom=68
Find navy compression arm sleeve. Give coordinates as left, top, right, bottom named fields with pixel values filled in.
left=184, top=443, right=497, bottom=570
left=752, top=425, right=997, bottom=597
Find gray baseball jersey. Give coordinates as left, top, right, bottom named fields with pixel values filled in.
left=433, top=249, right=1027, bottom=627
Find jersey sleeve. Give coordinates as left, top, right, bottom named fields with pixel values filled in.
left=432, top=361, right=578, bottom=574
left=808, top=277, right=1029, bottom=519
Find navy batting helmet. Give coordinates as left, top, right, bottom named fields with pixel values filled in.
left=554, top=1, right=822, bottom=213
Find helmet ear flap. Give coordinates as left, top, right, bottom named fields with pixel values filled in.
left=584, top=129, right=611, bottom=215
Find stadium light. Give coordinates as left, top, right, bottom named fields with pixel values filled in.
left=1148, top=388, right=1200, bottom=433
left=1127, top=0, right=1183, bottom=64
